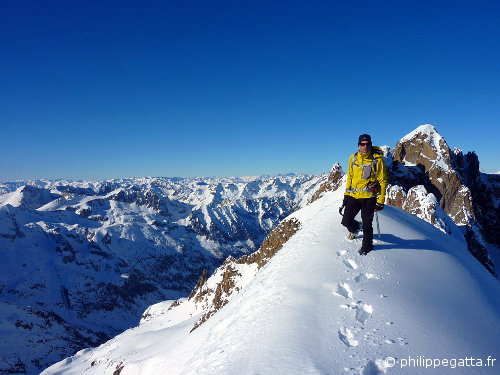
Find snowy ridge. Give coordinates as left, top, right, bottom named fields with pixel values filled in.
left=42, top=186, right=500, bottom=375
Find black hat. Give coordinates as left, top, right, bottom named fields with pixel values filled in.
left=358, top=134, right=372, bottom=144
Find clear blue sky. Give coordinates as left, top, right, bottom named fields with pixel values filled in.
left=1, top=0, right=499, bottom=180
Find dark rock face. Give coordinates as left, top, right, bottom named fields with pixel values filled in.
left=387, top=125, right=497, bottom=276
left=452, top=151, right=500, bottom=246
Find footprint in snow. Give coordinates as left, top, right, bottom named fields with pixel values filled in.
left=338, top=327, right=359, bottom=347
left=334, top=282, right=353, bottom=299
left=355, top=303, right=373, bottom=325
left=354, top=273, right=379, bottom=283
left=340, top=303, right=357, bottom=311
left=343, top=258, right=358, bottom=270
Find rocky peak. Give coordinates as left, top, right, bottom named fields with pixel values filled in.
left=393, top=124, right=452, bottom=172
left=387, top=124, right=497, bottom=276
left=390, top=125, right=467, bottom=216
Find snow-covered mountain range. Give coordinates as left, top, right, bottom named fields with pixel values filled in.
left=42, top=178, right=500, bottom=375
left=1, top=125, right=499, bottom=374
left=0, top=174, right=324, bottom=374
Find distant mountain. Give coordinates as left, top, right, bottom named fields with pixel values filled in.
left=42, top=178, right=500, bottom=375
left=0, top=174, right=324, bottom=374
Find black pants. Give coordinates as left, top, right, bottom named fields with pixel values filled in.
left=341, top=196, right=376, bottom=248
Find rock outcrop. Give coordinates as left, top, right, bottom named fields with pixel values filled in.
left=309, top=163, right=344, bottom=204
left=387, top=125, right=496, bottom=275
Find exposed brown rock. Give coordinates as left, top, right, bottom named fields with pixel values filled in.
left=188, top=269, right=209, bottom=301
left=309, top=163, right=343, bottom=204
left=388, top=126, right=496, bottom=276
left=242, top=217, right=301, bottom=269
left=392, top=130, right=451, bottom=170
left=190, top=260, right=242, bottom=331
left=391, top=128, right=471, bottom=222
left=385, top=185, right=406, bottom=209
left=166, top=299, right=181, bottom=311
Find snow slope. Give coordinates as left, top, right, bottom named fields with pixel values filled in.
left=43, top=187, right=499, bottom=375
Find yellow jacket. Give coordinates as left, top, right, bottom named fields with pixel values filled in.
left=345, top=147, right=388, bottom=204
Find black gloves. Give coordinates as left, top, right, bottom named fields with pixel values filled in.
left=375, top=203, right=384, bottom=211
left=339, top=195, right=349, bottom=215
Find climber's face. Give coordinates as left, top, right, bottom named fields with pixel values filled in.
left=358, top=142, right=371, bottom=155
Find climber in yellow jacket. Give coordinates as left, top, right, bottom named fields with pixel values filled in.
left=339, top=134, right=388, bottom=255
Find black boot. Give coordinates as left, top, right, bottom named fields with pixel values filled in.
left=358, top=244, right=374, bottom=256
left=347, top=220, right=362, bottom=240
